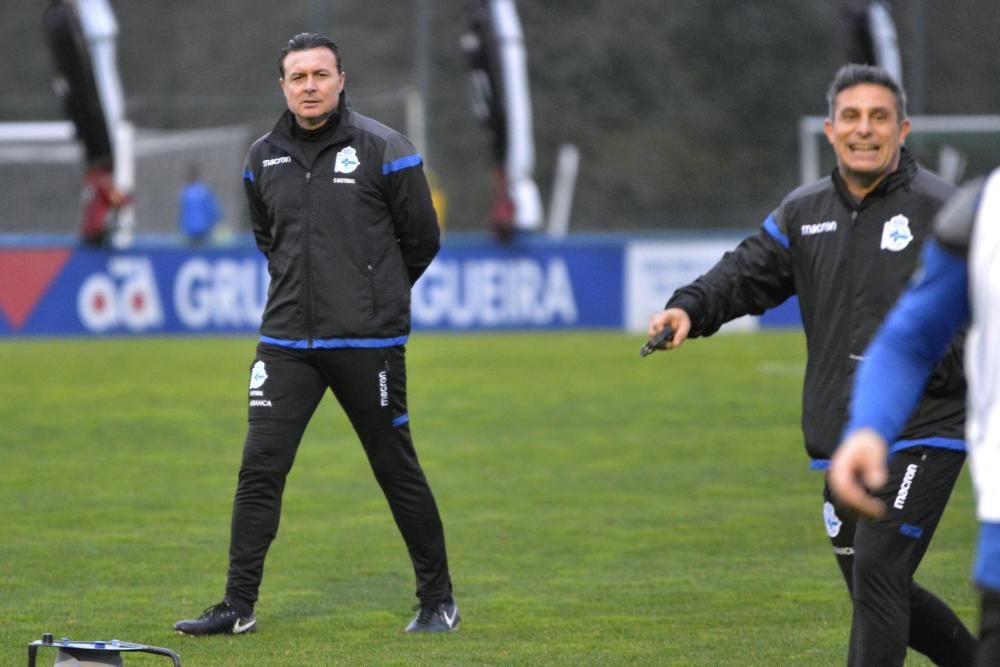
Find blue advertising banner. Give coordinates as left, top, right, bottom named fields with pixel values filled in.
left=0, top=235, right=798, bottom=337
left=0, top=247, right=267, bottom=336
left=412, top=241, right=622, bottom=330
left=0, top=237, right=625, bottom=337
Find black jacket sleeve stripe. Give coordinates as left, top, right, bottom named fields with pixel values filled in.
left=380, top=134, right=440, bottom=285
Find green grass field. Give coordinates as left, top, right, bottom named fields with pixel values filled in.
left=0, top=331, right=977, bottom=666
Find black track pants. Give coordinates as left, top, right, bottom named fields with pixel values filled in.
left=224, top=343, right=452, bottom=611
left=824, top=447, right=976, bottom=666
left=978, top=588, right=1000, bottom=667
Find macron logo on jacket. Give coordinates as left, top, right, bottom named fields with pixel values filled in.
left=801, top=221, right=838, bottom=236
left=262, top=156, right=291, bottom=168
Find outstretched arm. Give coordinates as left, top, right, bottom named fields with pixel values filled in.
left=664, top=222, right=796, bottom=341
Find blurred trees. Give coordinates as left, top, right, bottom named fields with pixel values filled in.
left=3, top=0, right=998, bottom=232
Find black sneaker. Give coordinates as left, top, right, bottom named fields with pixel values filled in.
left=174, top=600, right=256, bottom=636
left=405, top=599, right=460, bottom=633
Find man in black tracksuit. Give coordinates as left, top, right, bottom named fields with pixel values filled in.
left=175, top=33, right=458, bottom=636
left=648, top=64, right=975, bottom=665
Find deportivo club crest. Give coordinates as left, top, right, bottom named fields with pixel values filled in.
left=823, top=501, right=842, bottom=538
left=880, top=214, right=913, bottom=252
left=334, top=146, right=360, bottom=174
left=249, top=361, right=268, bottom=390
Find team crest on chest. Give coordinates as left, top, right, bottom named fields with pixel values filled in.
left=880, top=214, right=913, bottom=252
left=334, top=146, right=360, bottom=174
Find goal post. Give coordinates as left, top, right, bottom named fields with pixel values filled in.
left=0, top=119, right=136, bottom=244
left=0, top=121, right=77, bottom=143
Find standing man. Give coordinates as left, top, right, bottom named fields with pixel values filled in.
left=461, top=0, right=543, bottom=241
left=831, top=168, right=1000, bottom=666
left=43, top=0, right=132, bottom=246
left=846, top=0, right=902, bottom=84
left=174, top=33, right=458, bottom=635
left=647, top=64, right=976, bottom=665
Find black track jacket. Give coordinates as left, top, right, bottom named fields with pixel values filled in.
left=242, top=96, right=440, bottom=346
left=666, top=148, right=966, bottom=463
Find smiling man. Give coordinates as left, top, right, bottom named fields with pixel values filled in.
left=173, top=33, right=458, bottom=637
left=824, top=79, right=910, bottom=199
left=646, top=64, right=976, bottom=665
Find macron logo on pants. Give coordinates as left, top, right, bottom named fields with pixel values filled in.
left=893, top=463, right=919, bottom=510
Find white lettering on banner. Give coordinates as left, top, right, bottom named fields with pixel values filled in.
left=174, top=258, right=267, bottom=329
left=78, top=257, right=165, bottom=332
left=623, top=241, right=759, bottom=333
left=412, top=258, right=578, bottom=327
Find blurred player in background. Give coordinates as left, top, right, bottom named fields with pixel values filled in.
left=174, top=32, right=457, bottom=637
left=461, top=0, right=543, bottom=242
left=847, top=0, right=902, bottom=84
left=832, top=168, right=1000, bottom=666
left=43, top=0, right=131, bottom=246
left=646, top=64, right=976, bottom=665
left=177, top=164, right=222, bottom=245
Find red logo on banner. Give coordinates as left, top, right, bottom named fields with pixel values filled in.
left=0, top=249, right=73, bottom=330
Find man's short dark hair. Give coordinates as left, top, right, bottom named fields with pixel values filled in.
left=278, top=32, right=342, bottom=77
left=826, top=63, right=907, bottom=122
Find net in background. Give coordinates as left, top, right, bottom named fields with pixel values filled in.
left=0, top=124, right=250, bottom=239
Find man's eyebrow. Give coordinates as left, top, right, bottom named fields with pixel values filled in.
left=288, top=67, right=332, bottom=76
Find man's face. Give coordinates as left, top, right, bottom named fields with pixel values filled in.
left=824, top=83, right=911, bottom=195
left=280, top=47, right=345, bottom=129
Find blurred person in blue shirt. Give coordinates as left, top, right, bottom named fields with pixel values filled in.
left=178, top=165, right=222, bottom=245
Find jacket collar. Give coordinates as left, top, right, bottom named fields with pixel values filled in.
left=267, top=92, right=355, bottom=162
left=831, top=146, right=918, bottom=208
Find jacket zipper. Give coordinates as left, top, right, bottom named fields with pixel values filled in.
left=842, top=207, right=860, bottom=414
left=303, top=171, right=314, bottom=348
left=367, top=261, right=378, bottom=316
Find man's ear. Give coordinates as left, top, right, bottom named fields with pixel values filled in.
left=898, top=117, right=911, bottom=145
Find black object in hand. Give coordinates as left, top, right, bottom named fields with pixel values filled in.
left=640, top=325, right=674, bottom=357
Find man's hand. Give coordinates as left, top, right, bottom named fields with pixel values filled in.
left=647, top=308, right=691, bottom=351
left=828, top=428, right=890, bottom=519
